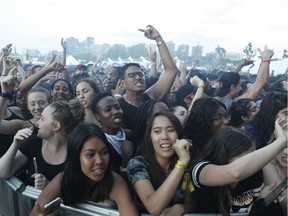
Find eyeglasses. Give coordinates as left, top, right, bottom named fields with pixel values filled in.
left=211, top=113, right=231, bottom=122
left=126, top=71, right=145, bottom=79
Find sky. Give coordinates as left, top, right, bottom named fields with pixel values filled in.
left=0, top=0, right=287, bottom=60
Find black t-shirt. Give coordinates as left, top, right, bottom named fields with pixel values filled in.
left=118, top=93, right=151, bottom=130
left=191, top=161, right=264, bottom=214
left=19, top=134, right=65, bottom=186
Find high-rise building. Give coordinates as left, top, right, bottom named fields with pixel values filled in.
left=166, top=41, right=176, bottom=57
left=191, top=45, right=203, bottom=58
left=66, top=37, right=80, bottom=56
left=177, top=44, right=189, bottom=60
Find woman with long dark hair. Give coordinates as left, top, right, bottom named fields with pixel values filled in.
left=191, top=122, right=287, bottom=216
left=30, top=123, right=138, bottom=216
left=245, top=91, right=287, bottom=149
left=127, top=111, right=194, bottom=215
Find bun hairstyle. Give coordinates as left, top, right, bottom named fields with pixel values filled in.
left=50, top=99, right=85, bottom=134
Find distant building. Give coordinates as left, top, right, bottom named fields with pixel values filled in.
left=226, top=52, right=243, bottom=60
left=177, top=44, right=189, bottom=60
left=191, top=45, right=203, bottom=59
left=166, top=41, right=176, bottom=57
left=66, top=37, right=80, bottom=56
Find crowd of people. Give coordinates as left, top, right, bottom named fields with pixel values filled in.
left=0, top=25, right=287, bottom=216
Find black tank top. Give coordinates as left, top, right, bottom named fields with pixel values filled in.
left=0, top=108, right=24, bottom=157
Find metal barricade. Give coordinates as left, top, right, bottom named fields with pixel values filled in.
left=0, top=177, right=249, bottom=216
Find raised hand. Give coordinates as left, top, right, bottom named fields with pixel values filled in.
left=138, top=25, right=161, bottom=40
left=0, top=44, right=12, bottom=58
left=274, top=119, right=287, bottom=143
left=12, top=127, right=33, bottom=148
left=173, top=139, right=191, bottom=167
left=148, top=47, right=157, bottom=62
left=61, top=38, right=67, bottom=49
left=111, top=79, right=125, bottom=95
left=190, top=75, right=204, bottom=87
left=0, top=66, right=18, bottom=93
left=258, top=46, right=274, bottom=61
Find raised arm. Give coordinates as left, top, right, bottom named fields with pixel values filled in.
left=188, top=76, right=205, bottom=112
left=0, top=67, right=31, bottom=134
left=198, top=119, right=287, bottom=187
left=238, top=46, right=274, bottom=100
left=234, top=59, right=254, bottom=73
left=18, top=61, right=64, bottom=96
left=140, top=25, right=178, bottom=99
left=0, top=44, right=12, bottom=74
left=148, top=47, right=158, bottom=78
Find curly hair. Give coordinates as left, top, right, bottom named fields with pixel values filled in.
left=229, top=98, right=254, bottom=127
left=184, top=97, right=226, bottom=152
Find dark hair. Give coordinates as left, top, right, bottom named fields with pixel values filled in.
left=201, top=127, right=255, bottom=216
left=49, top=99, right=85, bottom=134
left=239, top=80, right=251, bottom=96
left=174, top=83, right=196, bottom=109
left=216, top=72, right=240, bottom=97
left=51, top=79, right=74, bottom=100
left=184, top=97, right=226, bottom=152
left=110, top=66, right=122, bottom=75
left=91, top=92, right=115, bottom=114
left=61, top=123, right=113, bottom=205
left=229, top=98, right=254, bottom=127
left=120, top=62, right=141, bottom=79
left=250, top=91, right=287, bottom=146
left=186, top=69, right=208, bottom=83
left=131, top=100, right=168, bottom=152
left=142, top=111, right=183, bottom=189
left=268, top=79, right=287, bottom=92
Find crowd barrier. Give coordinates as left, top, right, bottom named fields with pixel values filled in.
left=0, top=177, right=249, bottom=216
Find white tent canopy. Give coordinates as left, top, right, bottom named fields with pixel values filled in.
left=66, top=55, right=79, bottom=65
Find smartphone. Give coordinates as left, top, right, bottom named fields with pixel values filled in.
left=43, top=197, right=62, bottom=215
left=263, top=177, right=287, bottom=206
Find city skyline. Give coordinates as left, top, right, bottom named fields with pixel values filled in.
left=0, top=0, right=287, bottom=58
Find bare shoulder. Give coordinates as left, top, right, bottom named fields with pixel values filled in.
left=112, top=172, right=126, bottom=187
left=109, top=172, right=129, bottom=199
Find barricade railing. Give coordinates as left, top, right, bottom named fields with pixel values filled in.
left=0, top=177, right=249, bottom=216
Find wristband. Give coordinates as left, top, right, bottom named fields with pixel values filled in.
left=0, top=91, right=15, bottom=101
left=120, top=166, right=127, bottom=172
left=157, top=41, right=163, bottom=47
left=113, top=94, right=122, bottom=99
left=261, top=59, right=270, bottom=63
left=175, top=160, right=186, bottom=171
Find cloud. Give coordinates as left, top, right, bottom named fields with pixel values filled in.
left=0, top=0, right=287, bottom=58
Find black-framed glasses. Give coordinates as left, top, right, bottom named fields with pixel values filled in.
left=211, top=113, right=231, bottom=122
left=126, top=71, right=145, bottom=79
